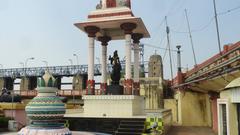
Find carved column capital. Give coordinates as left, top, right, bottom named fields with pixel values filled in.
left=132, top=33, right=143, bottom=44
left=98, top=36, right=111, bottom=46
left=84, top=26, right=100, bottom=37
left=120, top=22, right=137, bottom=34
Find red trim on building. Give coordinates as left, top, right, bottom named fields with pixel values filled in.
left=185, top=41, right=240, bottom=77
left=88, top=11, right=134, bottom=19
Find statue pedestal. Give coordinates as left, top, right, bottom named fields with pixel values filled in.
left=107, top=84, right=124, bottom=95
left=83, top=95, right=145, bottom=117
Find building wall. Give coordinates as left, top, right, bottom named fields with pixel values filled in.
left=4, top=109, right=27, bottom=126
left=219, top=90, right=238, bottom=135
left=0, top=103, right=27, bottom=126
left=140, top=77, right=164, bottom=109
left=175, top=90, right=212, bottom=126
left=164, top=99, right=177, bottom=124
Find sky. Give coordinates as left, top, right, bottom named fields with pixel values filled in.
left=0, top=0, right=239, bottom=79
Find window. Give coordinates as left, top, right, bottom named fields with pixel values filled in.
left=221, top=104, right=227, bottom=135
left=218, top=100, right=229, bottom=135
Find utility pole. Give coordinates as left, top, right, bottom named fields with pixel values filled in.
left=213, top=0, right=222, bottom=53
left=165, top=16, right=174, bottom=81
left=185, top=9, right=197, bottom=66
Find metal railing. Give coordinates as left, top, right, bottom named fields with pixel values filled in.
left=0, top=62, right=148, bottom=78
left=13, top=89, right=103, bottom=97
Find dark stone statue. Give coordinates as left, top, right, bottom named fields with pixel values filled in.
left=108, top=50, right=122, bottom=84
left=107, top=50, right=123, bottom=95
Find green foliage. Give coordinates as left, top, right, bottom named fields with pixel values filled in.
left=0, top=117, right=11, bottom=128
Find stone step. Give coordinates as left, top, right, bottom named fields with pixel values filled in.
left=115, top=132, right=142, bottom=135
left=120, top=120, right=145, bottom=125
left=117, top=127, right=144, bottom=133
left=119, top=124, right=144, bottom=129
left=115, top=119, right=145, bottom=135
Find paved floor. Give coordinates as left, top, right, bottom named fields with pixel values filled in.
left=167, top=126, right=217, bottom=135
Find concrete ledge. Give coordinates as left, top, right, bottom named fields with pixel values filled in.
left=83, top=95, right=145, bottom=117
left=83, top=95, right=141, bottom=100
left=0, top=103, right=26, bottom=110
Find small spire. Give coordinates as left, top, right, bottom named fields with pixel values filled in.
left=37, top=70, right=57, bottom=88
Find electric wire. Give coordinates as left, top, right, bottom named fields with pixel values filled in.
left=218, top=5, right=240, bottom=15
left=171, top=17, right=215, bottom=33
left=170, top=5, right=240, bottom=34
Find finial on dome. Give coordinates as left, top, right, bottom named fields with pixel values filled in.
left=37, top=71, right=57, bottom=87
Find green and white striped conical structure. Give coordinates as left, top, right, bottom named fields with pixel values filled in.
left=18, top=71, right=71, bottom=135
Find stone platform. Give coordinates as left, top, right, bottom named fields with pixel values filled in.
left=82, top=95, right=145, bottom=117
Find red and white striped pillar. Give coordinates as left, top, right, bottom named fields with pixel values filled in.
left=98, top=36, right=111, bottom=95
left=120, top=22, right=137, bottom=95
left=84, top=26, right=100, bottom=95
left=132, top=33, right=143, bottom=95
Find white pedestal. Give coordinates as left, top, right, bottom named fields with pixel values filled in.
left=83, top=95, right=145, bottom=117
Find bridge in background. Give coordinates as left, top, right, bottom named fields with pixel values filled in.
left=0, top=62, right=148, bottom=94
left=0, top=62, right=148, bottom=78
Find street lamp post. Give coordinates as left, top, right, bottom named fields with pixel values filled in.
left=24, top=57, right=35, bottom=75
left=0, top=64, right=3, bottom=78
left=68, top=59, right=73, bottom=66
left=68, top=59, right=75, bottom=106
left=42, top=61, right=49, bottom=71
left=73, top=54, right=79, bottom=65
left=23, top=57, right=34, bottom=92
left=19, top=62, right=24, bottom=69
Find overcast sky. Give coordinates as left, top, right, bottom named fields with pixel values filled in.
left=0, top=0, right=239, bottom=79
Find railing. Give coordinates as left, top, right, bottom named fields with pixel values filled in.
left=14, top=89, right=102, bottom=97
left=58, top=90, right=82, bottom=96
left=0, top=62, right=149, bottom=78
left=19, top=90, right=37, bottom=97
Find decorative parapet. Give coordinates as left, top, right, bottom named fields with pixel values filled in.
left=83, top=95, right=141, bottom=100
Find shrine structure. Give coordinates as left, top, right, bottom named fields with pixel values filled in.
left=75, top=0, right=150, bottom=96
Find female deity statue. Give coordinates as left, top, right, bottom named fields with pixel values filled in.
left=108, top=50, right=122, bottom=84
